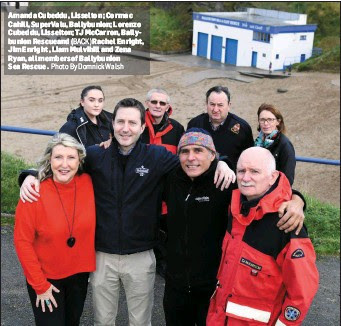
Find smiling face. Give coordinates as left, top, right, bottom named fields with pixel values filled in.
left=80, top=89, right=105, bottom=123
left=113, top=107, right=145, bottom=154
left=50, top=145, right=80, bottom=184
left=206, top=91, right=231, bottom=127
left=237, top=148, right=278, bottom=201
left=179, top=145, right=215, bottom=180
left=146, top=92, right=169, bottom=124
left=259, top=110, right=280, bottom=135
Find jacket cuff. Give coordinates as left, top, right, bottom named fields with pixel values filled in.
left=291, top=189, right=306, bottom=211
left=18, top=169, right=38, bottom=187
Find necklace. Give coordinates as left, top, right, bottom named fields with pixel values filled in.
left=52, top=178, right=77, bottom=248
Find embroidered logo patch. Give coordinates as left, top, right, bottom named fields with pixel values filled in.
left=291, top=249, right=305, bottom=259
left=231, top=123, right=240, bottom=134
left=195, top=196, right=210, bottom=203
left=135, top=165, right=149, bottom=176
left=240, top=257, right=262, bottom=271
left=284, top=306, right=301, bottom=321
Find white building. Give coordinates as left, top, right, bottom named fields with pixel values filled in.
left=192, top=8, right=317, bottom=71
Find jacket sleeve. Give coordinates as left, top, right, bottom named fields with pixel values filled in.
left=278, top=139, right=296, bottom=185
left=275, top=233, right=319, bottom=325
left=14, top=200, right=51, bottom=294
left=159, top=146, right=180, bottom=176
left=59, top=121, right=79, bottom=142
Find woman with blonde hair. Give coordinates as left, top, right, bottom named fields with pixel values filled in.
left=14, top=133, right=96, bottom=325
left=255, top=103, right=296, bottom=184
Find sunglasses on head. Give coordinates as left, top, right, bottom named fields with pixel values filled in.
left=150, top=100, right=168, bottom=106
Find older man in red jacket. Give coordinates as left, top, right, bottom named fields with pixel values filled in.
left=207, top=147, right=319, bottom=326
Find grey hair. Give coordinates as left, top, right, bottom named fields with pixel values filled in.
left=146, top=88, right=170, bottom=103
left=238, top=147, right=276, bottom=174
left=36, top=133, right=86, bottom=182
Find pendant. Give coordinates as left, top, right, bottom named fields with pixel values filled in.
left=67, top=237, right=76, bottom=248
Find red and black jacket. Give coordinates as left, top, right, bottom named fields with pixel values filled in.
left=207, top=173, right=319, bottom=326
left=142, top=106, right=185, bottom=155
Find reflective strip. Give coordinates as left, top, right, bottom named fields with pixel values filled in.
left=226, top=301, right=271, bottom=323
left=275, top=319, right=286, bottom=326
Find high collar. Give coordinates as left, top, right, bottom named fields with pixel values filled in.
left=231, top=172, right=292, bottom=226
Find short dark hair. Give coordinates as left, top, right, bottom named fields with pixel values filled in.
left=112, top=98, right=146, bottom=125
left=206, top=86, right=231, bottom=103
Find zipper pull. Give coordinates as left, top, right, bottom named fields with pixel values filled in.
left=185, top=193, right=190, bottom=201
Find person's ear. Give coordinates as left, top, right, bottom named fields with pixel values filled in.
left=270, top=170, right=279, bottom=185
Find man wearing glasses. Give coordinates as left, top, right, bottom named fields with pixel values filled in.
left=142, top=88, right=185, bottom=277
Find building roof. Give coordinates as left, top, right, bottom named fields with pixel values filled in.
left=193, top=8, right=317, bottom=34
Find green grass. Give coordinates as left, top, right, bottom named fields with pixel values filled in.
left=1, top=152, right=31, bottom=214
left=2, top=152, right=340, bottom=255
left=304, top=195, right=340, bottom=256
left=294, top=45, right=340, bottom=72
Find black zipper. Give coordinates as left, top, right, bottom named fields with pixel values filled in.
left=184, top=185, right=193, bottom=292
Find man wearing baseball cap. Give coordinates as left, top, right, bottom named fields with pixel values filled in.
left=162, top=128, right=234, bottom=326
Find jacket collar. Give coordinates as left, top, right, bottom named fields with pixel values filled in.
left=231, top=172, right=292, bottom=226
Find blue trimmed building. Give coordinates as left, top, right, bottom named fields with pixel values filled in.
left=192, top=8, right=317, bottom=70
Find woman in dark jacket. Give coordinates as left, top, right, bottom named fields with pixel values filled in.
left=254, top=103, right=296, bottom=184
left=60, top=85, right=112, bottom=147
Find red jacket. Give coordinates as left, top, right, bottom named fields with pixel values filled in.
left=207, top=173, right=319, bottom=325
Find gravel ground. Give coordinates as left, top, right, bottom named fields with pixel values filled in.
left=1, top=225, right=339, bottom=325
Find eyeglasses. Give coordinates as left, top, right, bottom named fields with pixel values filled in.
left=259, top=118, right=277, bottom=124
left=149, top=100, right=168, bottom=106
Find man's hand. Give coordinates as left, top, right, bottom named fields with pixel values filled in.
left=277, top=194, right=305, bottom=235
left=99, top=138, right=112, bottom=149
left=214, top=161, right=236, bottom=191
left=20, top=175, right=40, bottom=203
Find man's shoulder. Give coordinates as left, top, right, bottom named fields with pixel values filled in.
left=228, top=112, right=251, bottom=129
left=187, top=113, right=208, bottom=129
left=168, top=117, right=184, bottom=130
left=86, top=144, right=108, bottom=159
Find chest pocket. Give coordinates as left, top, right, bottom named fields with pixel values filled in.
left=232, top=244, right=282, bottom=303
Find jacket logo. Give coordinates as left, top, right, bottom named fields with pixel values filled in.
left=291, top=248, right=305, bottom=259
left=80, top=117, right=84, bottom=123
left=284, top=306, right=301, bottom=321
left=195, top=196, right=210, bottom=202
left=135, top=165, right=149, bottom=176
left=240, top=257, right=262, bottom=271
left=231, top=123, right=240, bottom=134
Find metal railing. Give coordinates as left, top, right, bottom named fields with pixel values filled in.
left=1, top=125, right=340, bottom=166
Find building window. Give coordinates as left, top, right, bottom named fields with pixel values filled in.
left=300, top=35, right=307, bottom=40
left=262, top=53, right=266, bottom=57
left=253, top=31, right=270, bottom=43
left=276, top=54, right=279, bottom=59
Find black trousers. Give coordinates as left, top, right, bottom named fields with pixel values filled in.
left=163, top=281, right=216, bottom=326
left=26, top=272, right=89, bottom=326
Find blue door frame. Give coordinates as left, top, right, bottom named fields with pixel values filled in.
left=225, top=38, right=238, bottom=65
left=300, top=54, right=306, bottom=62
left=210, top=35, right=223, bottom=62
left=197, top=32, right=208, bottom=58
left=251, top=51, right=258, bottom=67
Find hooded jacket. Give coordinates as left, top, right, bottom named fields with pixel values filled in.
left=207, top=173, right=319, bottom=326
left=59, top=107, right=112, bottom=147
left=164, top=160, right=233, bottom=289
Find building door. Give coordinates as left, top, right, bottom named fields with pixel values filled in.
left=251, top=51, right=258, bottom=67
left=225, top=38, right=238, bottom=65
left=197, top=32, right=208, bottom=58
left=300, top=54, right=306, bottom=62
left=210, top=35, right=223, bottom=62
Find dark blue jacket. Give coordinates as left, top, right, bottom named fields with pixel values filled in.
left=60, top=107, right=112, bottom=147
left=85, top=139, right=179, bottom=254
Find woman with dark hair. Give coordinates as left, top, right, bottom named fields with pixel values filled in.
left=14, top=133, right=96, bottom=325
left=254, top=103, right=296, bottom=184
left=60, top=85, right=112, bottom=147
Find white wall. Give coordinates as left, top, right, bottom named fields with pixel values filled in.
left=193, top=19, right=315, bottom=70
